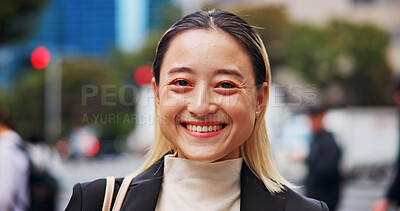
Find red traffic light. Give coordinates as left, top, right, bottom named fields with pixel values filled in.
left=134, top=65, right=153, bottom=87
left=31, top=46, right=51, bottom=70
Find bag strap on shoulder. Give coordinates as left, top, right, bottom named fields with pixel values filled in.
left=111, top=173, right=136, bottom=211
left=102, top=176, right=115, bottom=211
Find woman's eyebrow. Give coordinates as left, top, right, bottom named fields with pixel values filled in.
left=167, top=67, right=245, bottom=81
left=216, top=69, right=244, bottom=80
left=167, top=67, right=193, bottom=75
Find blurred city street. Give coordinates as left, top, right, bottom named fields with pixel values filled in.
left=337, top=178, right=390, bottom=211
left=56, top=154, right=145, bottom=211
left=1, top=0, right=400, bottom=210
left=55, top=153, right=391, bottom=211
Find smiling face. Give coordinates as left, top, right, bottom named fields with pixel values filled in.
left=152, top=29, right=268, bottom=162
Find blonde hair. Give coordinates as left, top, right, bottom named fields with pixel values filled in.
left=131, top=10, right=292, bottom=194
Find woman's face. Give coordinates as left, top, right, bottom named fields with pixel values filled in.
left=152, top=29, right=267, bottom=162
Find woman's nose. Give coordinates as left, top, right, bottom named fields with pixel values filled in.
left=187, top=84, right=217, bottom=117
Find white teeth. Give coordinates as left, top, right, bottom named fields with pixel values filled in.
left=185, top=124, right=224, bottom=133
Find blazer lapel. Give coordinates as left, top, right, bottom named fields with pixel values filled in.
left=240, top=162, right=286, bottom=211
left=120, top=159, right=164, bottom=211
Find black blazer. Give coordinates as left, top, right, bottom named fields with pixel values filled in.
left=66, top=157, right=329, bottom=211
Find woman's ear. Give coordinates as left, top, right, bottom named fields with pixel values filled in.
left=256, top=82, right=269, bottom=117
left=151, top=77, right=160, bottom=107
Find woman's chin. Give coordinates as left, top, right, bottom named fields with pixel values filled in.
left=177, top=150, right=221, bottom=163
left=177, top=148, right=239, bottom=163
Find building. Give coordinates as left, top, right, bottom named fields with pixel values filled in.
left=0, top=0, right=175, bottom=92
left=211, top=0, right=400, bottom=72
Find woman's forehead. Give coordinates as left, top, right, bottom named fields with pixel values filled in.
left=167, top=29, right=246, bottom=55
left=160, top=29, right=253, bottom=77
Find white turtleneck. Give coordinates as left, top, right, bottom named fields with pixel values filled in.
left=155, top=154, right=243, bottom=211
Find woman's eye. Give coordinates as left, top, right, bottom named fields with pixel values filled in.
left=218, top=82, right=236, bottom=89
left=172, top=80, right=190, bottom=86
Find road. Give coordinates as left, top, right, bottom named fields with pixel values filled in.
left=55, top=153, right=391, bottom=211
left=337, top=178, right=388, bottom=211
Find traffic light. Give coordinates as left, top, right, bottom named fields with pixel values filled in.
left=31, top=46, right=51, bottom=70
left=134, top=65, right=153, bottom=87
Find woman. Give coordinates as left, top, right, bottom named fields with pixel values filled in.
left=66, top=10, right=328, bottom=211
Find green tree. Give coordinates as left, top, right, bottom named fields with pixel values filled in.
left=10, top=68, right=45, bottom=140
left=327, top=21, right=392, bottom=105
left=284, top=24, right=341, bottom=88
left=9, top=60, right=136, bottom=142
left=61, top=60, right=135, bottom=141
left=234, top=6, right=290, bottom=68
left=284, top=21, right=392, bottom=105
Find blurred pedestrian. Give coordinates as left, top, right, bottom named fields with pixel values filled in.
left=372, top=76, right=400, bottom=211
left=0, top=106, right=30, bottom=211
left=305, top=106, right=342, bottom=211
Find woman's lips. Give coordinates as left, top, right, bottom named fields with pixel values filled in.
left=180, top=121, right=227, bottom=138
left=181, top=121, right=226, bottom=126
